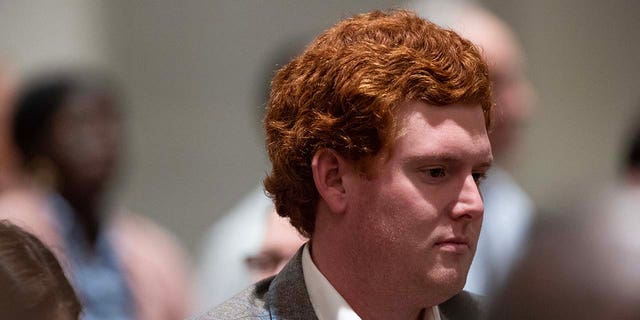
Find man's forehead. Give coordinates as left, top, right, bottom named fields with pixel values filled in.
left=372, top=101, right=492, bottom=166
left=394, top=101, right=488, bottom=135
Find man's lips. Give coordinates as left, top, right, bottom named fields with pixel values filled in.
left=434, top=237, right=470, bottom=254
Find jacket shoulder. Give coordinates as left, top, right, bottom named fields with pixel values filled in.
left=190, top=276, right=273, bottom=320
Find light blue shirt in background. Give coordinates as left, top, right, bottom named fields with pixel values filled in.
left=50, top=194, right=135, bottom=320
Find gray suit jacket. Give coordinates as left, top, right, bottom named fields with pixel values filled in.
left=192, top=247, right=483, bottom=320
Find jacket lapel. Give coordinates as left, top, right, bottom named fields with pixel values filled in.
left=264, top=245, right=318, bottom=320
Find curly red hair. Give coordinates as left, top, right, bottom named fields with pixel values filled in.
left=264, top=9, right=493, bottom=237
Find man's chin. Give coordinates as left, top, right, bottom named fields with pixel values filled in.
left=427, top=266, right=469, bottom=296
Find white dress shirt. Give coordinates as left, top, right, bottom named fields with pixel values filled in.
left=302, top=244, right=441, bottom=320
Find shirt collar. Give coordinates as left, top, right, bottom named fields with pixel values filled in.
left=302, top=243, right=441, bottom=320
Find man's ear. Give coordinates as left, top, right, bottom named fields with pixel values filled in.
left=312, top=149, right=348, bottom=214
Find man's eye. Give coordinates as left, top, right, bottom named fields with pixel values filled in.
left=472, top=172, right=487, bottom=185
left=425, top=168, right=446, bottom=178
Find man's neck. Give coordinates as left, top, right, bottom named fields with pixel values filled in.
left=310, top=233, right=437, bottom=320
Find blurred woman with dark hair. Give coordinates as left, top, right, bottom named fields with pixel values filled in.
left=0, top=220, right=82, bottom=320
left=0, top=70, right=190, bottom=320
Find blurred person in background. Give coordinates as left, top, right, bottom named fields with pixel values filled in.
left=195, top=187, right=272, bottom=309
left=486, top=192, right=640, bottom=320
left=487, top=102, right=640, bottom=319
left=243, top=209, right=306, bottom=283
left=196, top=193, right=304, bottom=311
left=0, top=220, right=82, bottom=320
left=0, top=70, right=191, bottom=320
left=195, top=35, right=310, bottom=310
left=407, top=0, right=536, bottom=297
left=0, top=63, right=20, bottom=190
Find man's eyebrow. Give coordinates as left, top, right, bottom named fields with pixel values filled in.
left=403, top=154, right=462, bottom=165
left=402, top=154, right=493, bottom=167
left=476, top=159, right=493, bottom=169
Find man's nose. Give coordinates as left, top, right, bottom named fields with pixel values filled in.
left=449, top=174, right=484, bottom=220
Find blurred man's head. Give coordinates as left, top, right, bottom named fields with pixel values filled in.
left=409, top=0, right=535, bottom=161
left=12, top=71, right=123, bottom=198
left=244, top=209, right=305, bottom=282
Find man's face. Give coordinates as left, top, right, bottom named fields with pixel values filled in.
left=344, top=101, right=492, bottom=298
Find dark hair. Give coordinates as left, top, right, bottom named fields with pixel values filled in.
left=624, top=109, right=640, bottom=173
left=11, top=70, right=118, bottom=165
left=0, top=220, right=82, bottom=319
left=264, top=9, right=493, bottom=237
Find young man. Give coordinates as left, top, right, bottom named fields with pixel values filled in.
left=407, top=0, right=536, bottom=297
left=196, top=9, right=493, bottom=320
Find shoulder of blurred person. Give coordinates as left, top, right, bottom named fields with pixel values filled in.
left=109, top=208, right=192, bottom=320
left=0, top=189, right=192, bottom=320
left=487, top=186, right=640, bottom=319
left=0, top=184, right=62, bottom=252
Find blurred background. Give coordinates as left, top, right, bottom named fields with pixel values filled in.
left=1, top=0, right=638, bottom=255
